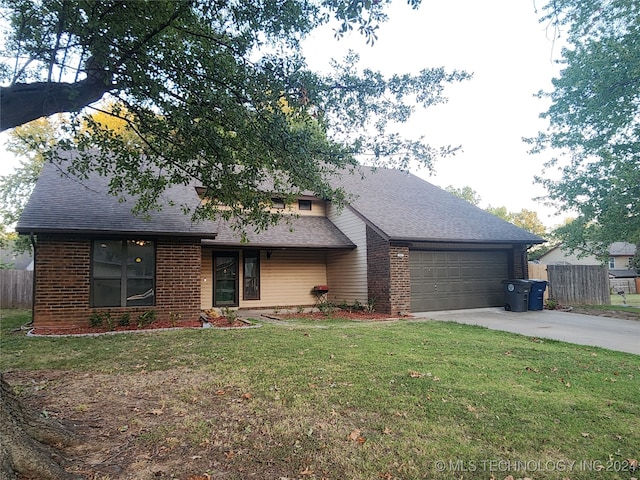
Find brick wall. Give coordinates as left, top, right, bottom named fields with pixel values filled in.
left=512, top=245, right=529, bottom=279
left=389, top=244, right=411, bottom=316
left=366, top=228, right=412, bottom=315
left=367, top=227, right=391, bottom=314
left=33, top=235, right=202, bottom=330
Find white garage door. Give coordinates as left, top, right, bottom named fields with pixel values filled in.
left=410, top=250, right=509, bottom=311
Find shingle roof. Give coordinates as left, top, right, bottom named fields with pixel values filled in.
left=333, top=166, right=545, bottom=244
left=204, top=216, right=355, bottom=249
left=609, top=242, right=637, bottom=256
left=16, top=159, right=217, bottom=238
left=17, top=155, right=544, bottom=246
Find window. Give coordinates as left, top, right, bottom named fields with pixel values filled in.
left=298, top=199, right=312, bottom=211
left=92, top=240, right=155, bottom=307
left=608, top=257, right=615, bottom=269
left=271, top=198, right=285, bottom=209
left=243, top=250, right=260, bottom=300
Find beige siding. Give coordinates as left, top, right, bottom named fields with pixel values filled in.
left=269, top=198, right=326, bottom=217
left=326, top=205, right=368, bottom=304
left=201, top=247, right=213, bottom=309
left=611, top=256, right=633, bottom=269
left=251, top=249, right=327, bottom=307
left=539, top=246, right=599, bottom=265
left=201, top=247, right=327, bottom=309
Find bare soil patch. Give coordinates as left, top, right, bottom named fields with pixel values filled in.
left=5, top=369, right=283, bottom=479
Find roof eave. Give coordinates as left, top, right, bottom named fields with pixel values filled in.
left=388, top=236, right=546, bottom=246
left=201, top=239, right=356, bottom=250
left=16, top=227, right=218, bottom=239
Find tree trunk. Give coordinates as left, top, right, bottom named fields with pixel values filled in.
left=0, top=374, right=83, bottom=480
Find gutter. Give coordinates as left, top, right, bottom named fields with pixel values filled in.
left=29, top=233, right=36, bottom=328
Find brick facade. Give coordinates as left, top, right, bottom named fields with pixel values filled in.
left=389, top=244, right=411, bottom=316
left=511, top=244, right=529, bottom=279
left=366, top=227, right=411, bottom=316
left=33, top=235, right=202, bottom=330
left=366, top=227, right=391, bottom=314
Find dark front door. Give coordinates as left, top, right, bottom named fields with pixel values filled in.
left=214, top=252, right=238, bottom=307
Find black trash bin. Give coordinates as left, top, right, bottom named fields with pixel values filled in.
left=502, top=279, right=530, bottom=312
left=528, top=279, right=548, bottom=311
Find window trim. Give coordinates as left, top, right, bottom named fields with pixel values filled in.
left=298, top=199, right=312, bottom=211
left=608, top=257, right=615, bottom=269
left=91, top=239, right=156, bottom=308
left=243, top=250, right=261, bottom=300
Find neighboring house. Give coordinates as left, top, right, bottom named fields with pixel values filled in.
left=16, top=159, right=544, bottom=330
left=0, top=240, right=34, bottom=270
left=536, top=245, right=600, bottom=266
left=607, top=242, right=638, bottom=279
left=538, top=242, right=638, bottom=278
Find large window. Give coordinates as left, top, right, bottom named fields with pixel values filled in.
left=92, top=240, right=155, bottom=307
left=243, top=250, right=260, bottom=300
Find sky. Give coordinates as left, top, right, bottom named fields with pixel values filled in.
left=0, top=0, right=566, bottom=227
left=301, top=0, right=565, bottom=226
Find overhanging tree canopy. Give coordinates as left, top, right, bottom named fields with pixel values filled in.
left=529, top=0, right=640, bottom=257
left=0, top=0, right=470, bottom=230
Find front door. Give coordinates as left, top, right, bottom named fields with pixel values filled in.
left=214, top=252, right=238, bottom=307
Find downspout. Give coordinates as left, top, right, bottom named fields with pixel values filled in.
left=29, top=233, right=36, bottom=328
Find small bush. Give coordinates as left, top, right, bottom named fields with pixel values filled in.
left=89, top=313, right=103, bottom=328
left=137, top=310, right=157, bottom=328
left=221, top=307, right=238, bottom=324
left=118, top=313, right=131, bottom=327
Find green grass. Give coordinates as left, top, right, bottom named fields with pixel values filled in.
left=611, top=293, right=640, bottom=308
left=1, top=309, right=639, bottom=480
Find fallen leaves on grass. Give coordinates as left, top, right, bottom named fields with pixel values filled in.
left=347, top=429, right=366, bottom=443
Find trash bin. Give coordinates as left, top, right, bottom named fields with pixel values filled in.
left=502, top=279, right=530, bottom=312
left=527, top=279, right=548, bottom=311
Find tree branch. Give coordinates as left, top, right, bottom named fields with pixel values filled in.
left=0, top=75, right=113, bottom=131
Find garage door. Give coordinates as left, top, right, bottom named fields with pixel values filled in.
left=410, top=250, right=509, bottom=311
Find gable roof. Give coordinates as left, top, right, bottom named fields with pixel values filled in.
left=334, top=167, right=544, bottom=244
left=16, top=159, right=217, bottom=238
left=17, top=154, right=544, bottom=246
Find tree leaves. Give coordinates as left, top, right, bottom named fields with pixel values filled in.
left=531, top=0, right=640, bottom=250
left=1, top=0, right=471, bottom=231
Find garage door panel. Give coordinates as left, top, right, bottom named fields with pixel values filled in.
left=410, top=250, right=508, bottom=311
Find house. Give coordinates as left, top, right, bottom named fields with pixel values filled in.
left=538, top=242, right=638, bottom=277
left=16, top=158, right=544, bottom=330
left=607, top=242, right=638, bottom=279
left=537, top=242, right=638, bottom=295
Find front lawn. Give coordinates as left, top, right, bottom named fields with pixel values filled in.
left=1, top=309, right=638, bottom=480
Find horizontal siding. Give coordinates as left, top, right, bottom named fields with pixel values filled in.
left=326, top=205, right=368, bottom=304
left=253, top=250, right=327, bottom=307
left=201, top=248, right=328, bottom=309
left=201, top=247, right=213, bottom=309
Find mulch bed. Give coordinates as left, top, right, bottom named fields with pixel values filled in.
left=29, top=316, right=252, bottom=336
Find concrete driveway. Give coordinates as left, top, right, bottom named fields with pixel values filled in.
left=414, top=307, right=640, bottom=355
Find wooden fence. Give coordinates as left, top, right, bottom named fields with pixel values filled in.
left=529, top=264, right=610, bottom=305
left=0, top=270, right=33, bottom=309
